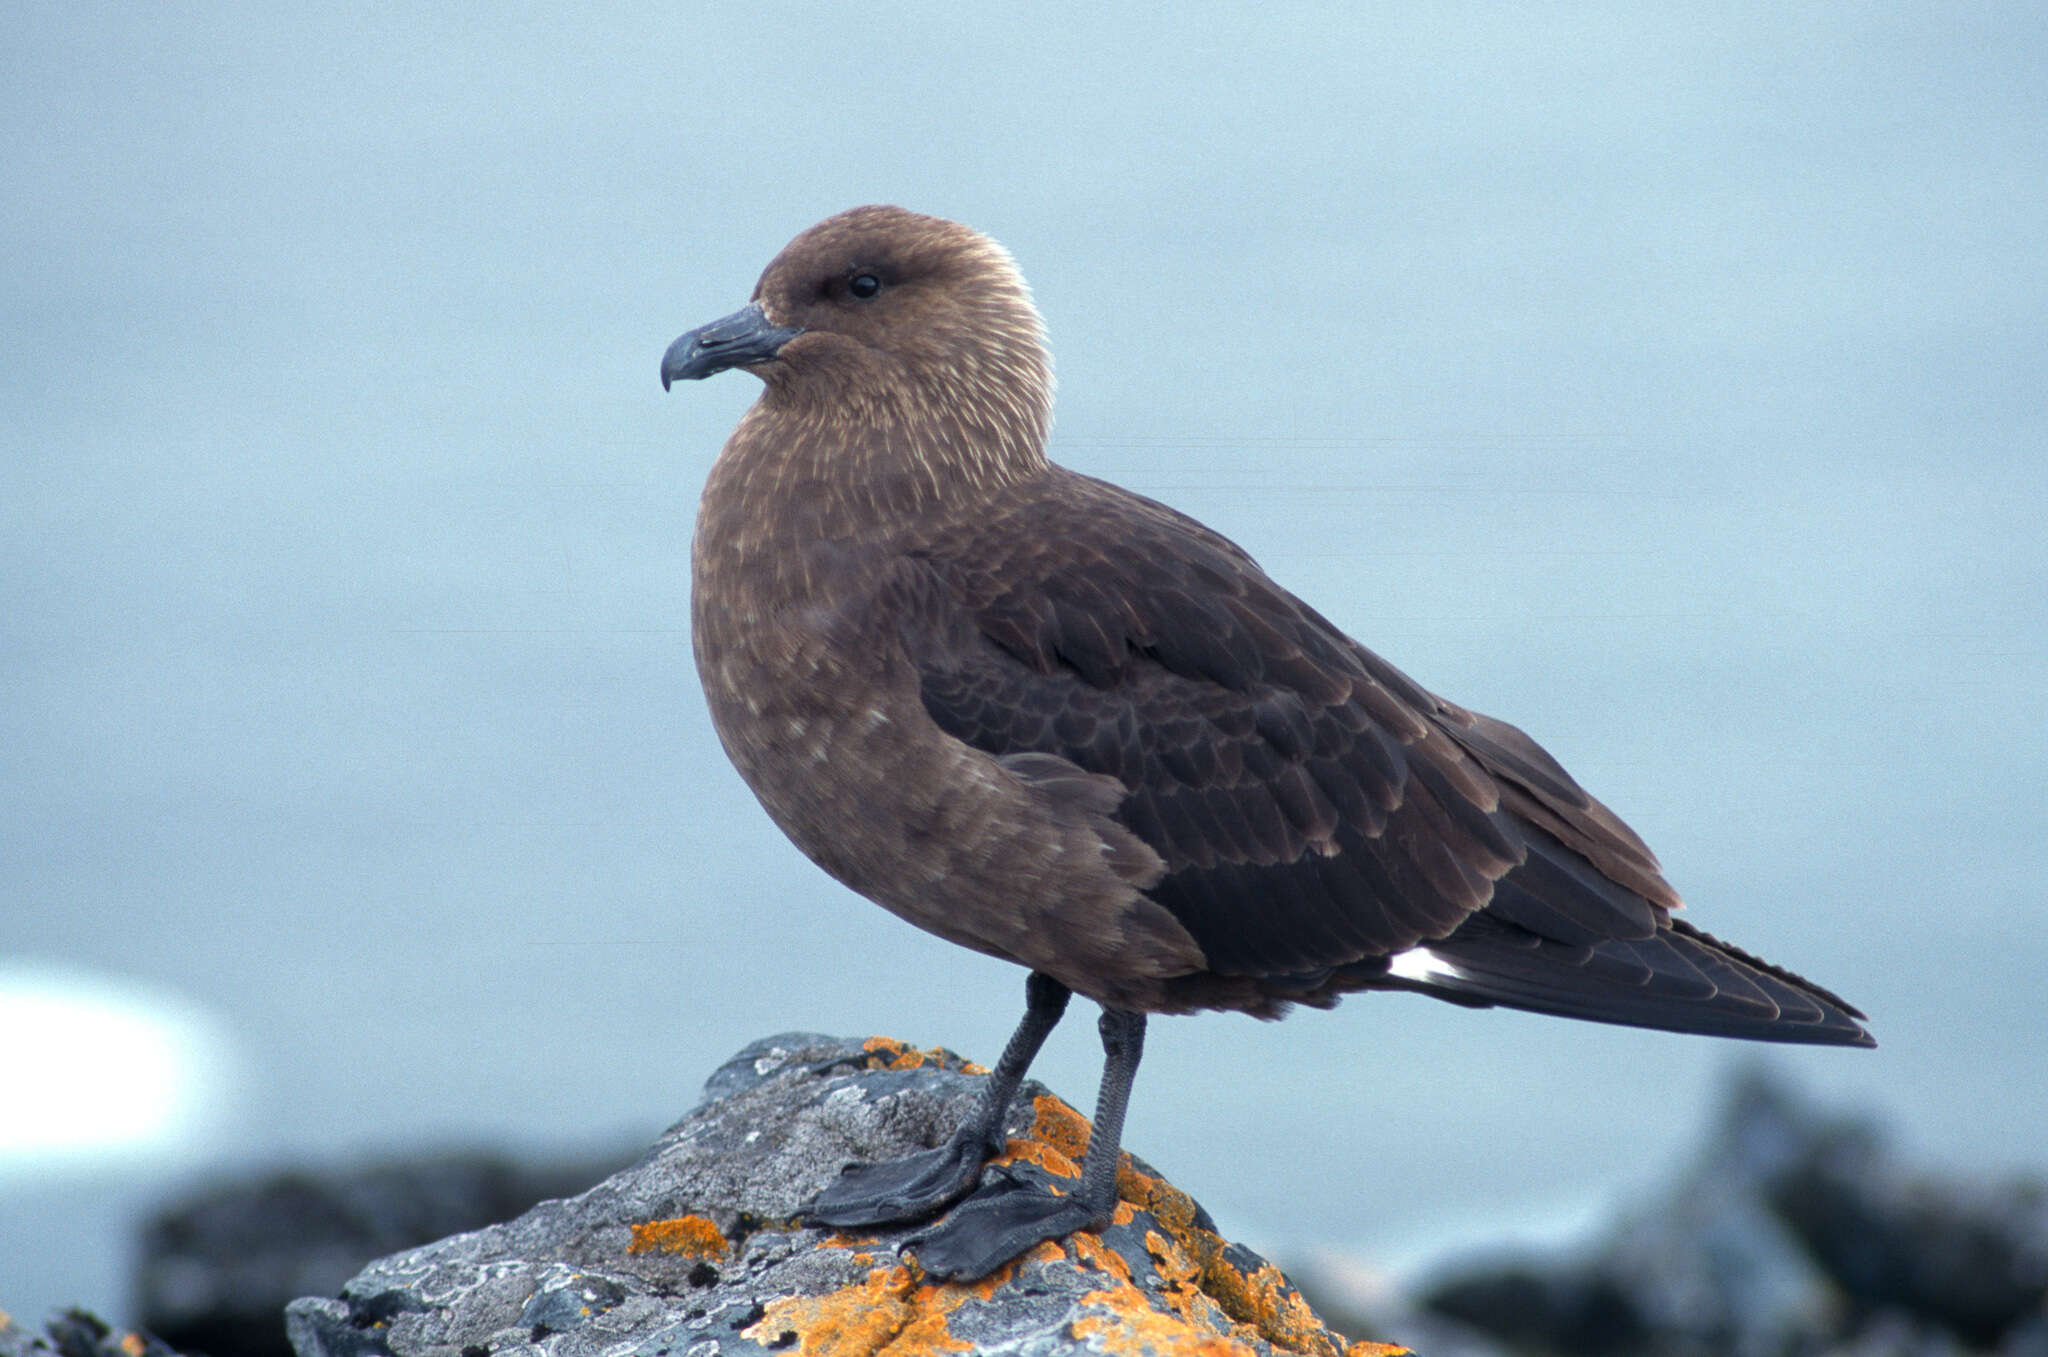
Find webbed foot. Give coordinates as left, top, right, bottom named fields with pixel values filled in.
left=807, top=973, right=1076, bottom=1230
left=805, top=1124, right=999, bottom=1228
left=903, top=1173, right=1111, bottom=1280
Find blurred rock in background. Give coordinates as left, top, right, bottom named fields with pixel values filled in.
left=1294, top=1066, right=2048, bottom=1357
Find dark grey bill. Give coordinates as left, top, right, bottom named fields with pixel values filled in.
left=661, top=303, right=804, bottom=389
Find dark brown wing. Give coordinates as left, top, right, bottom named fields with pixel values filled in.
left=898, top=469, right=1872, bottom=1046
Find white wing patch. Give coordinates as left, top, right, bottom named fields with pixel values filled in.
left=1386, top=946, right=1469, bottom=986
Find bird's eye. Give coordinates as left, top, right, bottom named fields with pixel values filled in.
left=847, top=272, right=883, bottom=300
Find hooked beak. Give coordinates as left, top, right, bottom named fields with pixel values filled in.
left=660, top=303, right=804, bottom=389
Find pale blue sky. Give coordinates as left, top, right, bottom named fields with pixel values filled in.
left=5, top=2, right=2044, bottom=1322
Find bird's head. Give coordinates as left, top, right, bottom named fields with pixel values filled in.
left=663, top=206, right=1054, bottom=470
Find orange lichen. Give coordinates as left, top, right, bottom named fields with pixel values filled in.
left=1202, top=1256, right=1353, bottom=1357
left=1083, top=1227, right=1248, bottom=1350
left=626, top=1214, right=730, bottom=1257
left=764, top=1055, right=1401, bottom=1355
left=1071, top=1307, right=1258, bottom=1357
left=781, top=1199, right=1399, bottom=1356
left=820, top=1230, right=888, bottom=1252
left=1067, top=1222, right=1139, bottom=1287
left=860, top=1035, right=930, bottom=1070
left=744, top=1261, right=975, bottom=1355
left=996, top=1135, right=1080, bottom=1180
left=888, top=1281, right=985, bottom=1354
left=1074, top=1227, right=1407, bottom=1357
left=118, top=1335, right=148, bottom=1357
left=1011, top=1091, right=1408, bottom=1356
left=1117, top=1164, right=1203, bottom=1233
left=1027, top=1092, right=1095, bottom=1163
left=858, top=1035, right=988, bottom=1075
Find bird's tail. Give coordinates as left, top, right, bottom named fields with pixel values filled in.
left=1366, top=914, right=1875, bottom=1048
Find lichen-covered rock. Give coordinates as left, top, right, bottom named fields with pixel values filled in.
left=284, top=1033, right=1405, bottom=1357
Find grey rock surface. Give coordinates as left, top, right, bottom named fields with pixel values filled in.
left=284, top=1033, right=1394, bottom=1357
left=140, top=1150, right=630, bottom=1357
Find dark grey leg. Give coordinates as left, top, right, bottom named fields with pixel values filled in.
left=1072, top=1007, right=1144, bottom=1217
left=904, top=1006, right=1148, bottom=1281
left=806, top=972, right=1071, bottom=1228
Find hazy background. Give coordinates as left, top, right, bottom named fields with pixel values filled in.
left=5, top=2, right=2043, bottom=1324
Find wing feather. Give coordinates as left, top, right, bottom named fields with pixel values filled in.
left=888, top=469, right=1870, bottom=1045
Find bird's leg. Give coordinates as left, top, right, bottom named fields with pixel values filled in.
left=904, top=1006, right=1147, bottom=1281
left=806, top=971, right=1071, bottom=1228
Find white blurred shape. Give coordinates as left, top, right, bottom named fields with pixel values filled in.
left=0, top=961, right=237, bottom=1171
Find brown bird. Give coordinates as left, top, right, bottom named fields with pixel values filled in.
left=661, top=205, right=1873, bottom=1280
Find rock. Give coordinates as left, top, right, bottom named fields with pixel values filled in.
left=1998, top=1314, right=2048, bottom=1357
left=139, top=1149, right=633, bottom=1357
left=1283, top=1253, right=1514, bottom=1357
left=284, top=1033, right=1407, bottom=1357
left=1416, top=1066, right=2048, bottom=1356
left=1758, top=1106, right=2048, bottom=1345
left=1577, top=1074, right=1845, bottom=1357
left=1423, top=1266, right=1649, bottom=1357
left=0, top=1308, right=188, bottom=1357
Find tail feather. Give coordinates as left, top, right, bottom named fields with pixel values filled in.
left=1364, top=912, right=1874, bottom=1048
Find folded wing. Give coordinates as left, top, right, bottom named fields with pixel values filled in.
left=896, top=470, right=1872, bottom=1047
